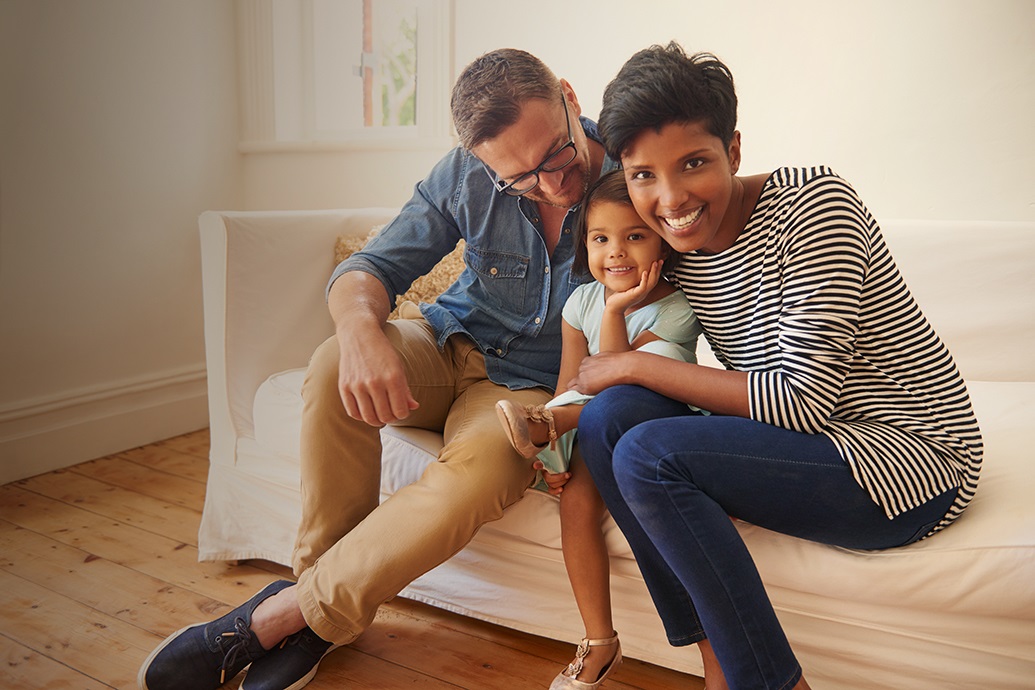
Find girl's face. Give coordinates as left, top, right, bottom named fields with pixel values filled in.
left=622, top=120, right=742, bottom=254
left=584, top=201, right=669, bottom=294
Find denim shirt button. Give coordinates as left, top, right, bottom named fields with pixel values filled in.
left=544, top=266, right=550, bottom=274
left=496, top=348, right=504, bottom=356
left=490, top=267, right=498, bottom=276
left=535, top=317, right=541, bottom=324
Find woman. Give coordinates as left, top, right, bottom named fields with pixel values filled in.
left=570, top=42, right=982, bottom=689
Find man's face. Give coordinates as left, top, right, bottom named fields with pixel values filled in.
left=473, top=89, right=592, bottom=209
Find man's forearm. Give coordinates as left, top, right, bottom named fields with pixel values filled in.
left=328, top=271, right=393, bottom=336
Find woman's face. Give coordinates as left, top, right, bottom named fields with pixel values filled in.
left=584, top=201, right=668, bottom=296
left=622, top=120, right=742, bottom=254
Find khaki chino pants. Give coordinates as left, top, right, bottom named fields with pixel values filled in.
left=292, top=307, right=551, bottom=644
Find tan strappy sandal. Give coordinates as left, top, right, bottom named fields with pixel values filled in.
left=549, top=632, right=622, bottom=689
left=495, top=400, right=557, bottom=458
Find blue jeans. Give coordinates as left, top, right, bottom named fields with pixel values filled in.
left=578, top=385, right=957, bottom=689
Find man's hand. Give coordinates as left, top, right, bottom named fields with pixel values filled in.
left=328, top=272, right=419, bottom=426
left=337, top=327, right=420, bottom=426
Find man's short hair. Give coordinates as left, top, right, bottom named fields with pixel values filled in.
left=451, top=48, right=561, bottom=151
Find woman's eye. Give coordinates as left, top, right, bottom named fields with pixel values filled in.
left=684, top=158, right=704, bottom=170
left=630, top=170, right=652, bottom=180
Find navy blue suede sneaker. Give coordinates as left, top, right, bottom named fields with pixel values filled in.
left=240, top=625, right=337, bottom=690
left=137, top=579, right=294, bottom=690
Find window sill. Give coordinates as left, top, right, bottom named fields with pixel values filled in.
left=238, top=137, right=456, bottom=154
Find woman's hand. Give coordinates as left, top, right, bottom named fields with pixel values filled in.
left=568, top=351, right=638, bottom=396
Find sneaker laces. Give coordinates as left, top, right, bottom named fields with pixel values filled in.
left=276, top=626, right=333, bottom=656
left=215, top=617, right=259, bottom=684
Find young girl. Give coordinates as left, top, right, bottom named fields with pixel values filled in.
left=496, top=169, right=701, bottom=689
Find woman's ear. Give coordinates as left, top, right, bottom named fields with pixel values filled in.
left=728, top=130, right=742, bottom=174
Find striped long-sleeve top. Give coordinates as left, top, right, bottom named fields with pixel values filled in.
left=670, top=167, right=982, bottom=533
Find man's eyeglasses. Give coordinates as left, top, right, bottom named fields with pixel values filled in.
left=482, top=94, right=577, bottom=197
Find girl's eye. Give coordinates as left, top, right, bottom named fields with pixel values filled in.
left=628, top=233, right=645, bottom=241
left=591, top=235, right=608, bottom=244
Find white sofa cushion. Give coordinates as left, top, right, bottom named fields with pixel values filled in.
left=251, top=369, right=1035, bottom=624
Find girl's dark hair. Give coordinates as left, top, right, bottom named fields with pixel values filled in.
left=598, top=42, right=737, bottom=160
left=573, top=169, right=678, bottom=276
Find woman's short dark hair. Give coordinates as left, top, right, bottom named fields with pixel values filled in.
left=573, top=169, right=678, bottom=276
left=598, top=42, right=737, bottom=161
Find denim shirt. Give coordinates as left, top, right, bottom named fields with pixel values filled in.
left=329, top=117, right=618, bottom=391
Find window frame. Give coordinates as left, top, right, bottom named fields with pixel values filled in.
left=236, top=0, right=454, bottom=153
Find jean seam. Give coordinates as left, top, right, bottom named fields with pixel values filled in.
left=689, top=449, right=843, bottom=470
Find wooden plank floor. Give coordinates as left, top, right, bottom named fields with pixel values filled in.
left=0, top=430, right=704, bottom=690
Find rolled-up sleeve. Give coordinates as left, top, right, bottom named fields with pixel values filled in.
left=326, top=151, right=467, bottom=302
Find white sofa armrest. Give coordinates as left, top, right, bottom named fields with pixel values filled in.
left=200, top=208, right=399, bottom=466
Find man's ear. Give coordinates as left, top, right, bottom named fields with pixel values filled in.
left=728, top=130, right=742, bottom=174
left=560, top=78, right=582, bottom=118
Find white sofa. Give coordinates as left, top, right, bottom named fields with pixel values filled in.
left=198, top=208, right=1035, bottom=689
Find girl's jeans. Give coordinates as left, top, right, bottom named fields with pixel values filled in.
left=578, top=385, right=957, bottom=690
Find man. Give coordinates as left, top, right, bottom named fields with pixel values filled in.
left=138, top=48, right=614, bottom=690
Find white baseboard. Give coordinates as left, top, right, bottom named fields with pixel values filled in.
left=0, top=365, right=210, bottom=485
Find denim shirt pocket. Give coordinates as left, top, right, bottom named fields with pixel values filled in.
left=464, top=245, right=531, bottom=314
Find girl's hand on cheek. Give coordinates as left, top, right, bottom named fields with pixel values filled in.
left=604, top=259, right=663, bottom=314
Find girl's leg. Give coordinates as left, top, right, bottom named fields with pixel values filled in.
left=556, top=455, right=621, bottom=681
left=578, top=386, right=707, bottom=647
left=611, top=413, right=957, bottom=689
left=519, top=401, right=581, bottom=449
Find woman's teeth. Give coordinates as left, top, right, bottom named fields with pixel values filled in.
left=666, top=207, right=703, bottom=229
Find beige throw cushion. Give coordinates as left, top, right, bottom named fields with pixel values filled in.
left=335, top=226, right=466, bottom=319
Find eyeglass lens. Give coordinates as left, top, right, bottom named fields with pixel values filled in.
left=504, top=144, right=577, bottom=195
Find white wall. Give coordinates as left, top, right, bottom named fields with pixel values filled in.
left=0, top=0, right=241, bottom=482
left=454, top=0, right=1034, bottom=223
left=243, top=0, right=1034, bottom=223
